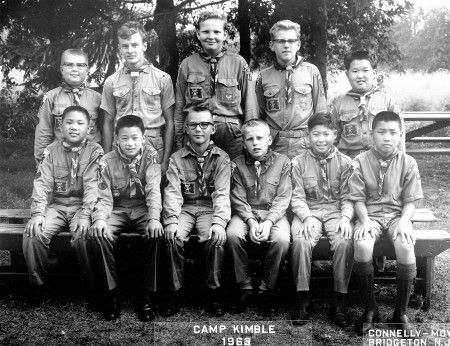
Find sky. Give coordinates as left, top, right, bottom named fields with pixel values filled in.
left=412, top=0, right=450, bottom=9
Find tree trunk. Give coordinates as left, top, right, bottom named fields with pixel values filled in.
left=237, top=0, right=251, bottom=63
left=309, top=0, right=328, bottom=92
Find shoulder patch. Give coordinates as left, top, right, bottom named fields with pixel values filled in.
left=41, top=149, right=50, bottom=162
left=39, top=94, right=48, bottom=110
left=256, top=74, right=262, bottom=86
left=230, top=161, right=237, bottom=175
left=98, top=161, right=108, bottom=190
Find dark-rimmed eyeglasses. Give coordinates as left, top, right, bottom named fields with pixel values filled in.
left=62, top=62, right=88, bottom=69
left=186, top=122, right=214, bottom=130
left=272, top=39, right=299, bottom=46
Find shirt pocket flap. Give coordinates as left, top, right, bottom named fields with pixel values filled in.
left=264, top=87, right=280, bottom=97
left=113, top=87, right=131, bottom=98
left=181, top=171, right=197, bottom=182
left=294, top=85, right=312, bottom=94
left=242, top=175, right=256, bottom=188
left=303, top=178, right=318, bottom=189
left=339, top=109, right=358, bottom=122
left=111, top=178, right=127, bottom=190
left=143, top=87, right=161, bottom=96
left=54, top=167, right=69, bottom=179
left=217, top=78, right=239, bottom=87
left=187, top=74, right=206, bottom=84
left=267, top=176, right=280, bottom=185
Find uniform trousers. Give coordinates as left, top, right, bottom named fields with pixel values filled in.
left=272, top=132, right=309, bottom=160
left=212, top=121, right=243, bottom=160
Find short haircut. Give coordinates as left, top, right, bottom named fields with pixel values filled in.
left=241, top=119, right=271, bottom=137
left=372, top=111, right=402, bottom=131
left=308, top=112, right=336, bottom=131
left=62, top=105, right=90, bottom=123
left=269, top=20, right=301, bottom=40
left=115, top=114, right=145, bottom=135
left=186, top=106, right=213, bottom=123
left=344, top=50, right=377, bottom=70
left=117, top=21, right=147, bottom=41
left=196, top=10, right=227, bottom=30
left=61, top=49, right=89, bottom=65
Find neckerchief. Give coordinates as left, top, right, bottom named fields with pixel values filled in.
left=245, top=149, right=274, bottom=197
left=200, top=48, right=226, bottom=96
left=372, top=148, right=398, bottom=199
left=186, top=141, right=215, bottom=197
left=61, top=82, right=86, bottom=106
left=274, top=56, right=303, bottom=105
left=117, top=146, right=144, bottom=198
left=124, top=59, right=150, bottom=115
left=310, top=147, right=337, bottom=201
left=347, top=86, right=379, bottom=122
left=63, top=140, right=86, bottom=180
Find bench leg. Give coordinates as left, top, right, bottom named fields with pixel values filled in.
left=415, top=257, right=435, bottom=311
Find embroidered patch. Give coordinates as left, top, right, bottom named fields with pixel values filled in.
left=255, top=74, right=262, bottom=86
left=182, top=182, right=195, bottom=195
left=266, top=98, right=281, bottom=111
left=54, top=117, right=63, bottom=131
left=112, top=189, right=120, bottom=197
left=230, top=161, right=236, bottom=175
left=305, top=188, right=319, bottom=200
left=41, top=149, right=50, bottom=163
left=188, top=86, right=204, bottom=100
left=55, top=180, right=68, bottom=193
left=88, top=120, right=95, bottom=134
left=343, top=123, right=359, bottom=137
left=224, top=93, right=234, bottom=102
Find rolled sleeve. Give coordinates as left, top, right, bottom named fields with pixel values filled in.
left=34, top=95, right=54, bottom=164
left=402, top=158, right=424, bottom=203
left=30, top=151, right=54, bottom=217
left=347, top=161, right=367, bottom=203
left=100, top=78, right=116, bottom=118
left=265, top=158, right=292, bottom=224
left=339, top=160, right=355, bottom=220
left=145, top=150, right=162, bottom=220
left=312, top=69, right=327, bottom=114
left=163, top=156, right=183, bottom=225
left=230, top=164, right=255, bottom=223
left=160, top=74, right=175, bottom=112
left=290, top=157, right=313, bottom=222
left=92, top=160, right=113, bottom=222
left=211, top=153, right=231, bottom=228
left=80, top=146, right=104, bottom=220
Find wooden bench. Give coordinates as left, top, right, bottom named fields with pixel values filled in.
left=0, top=208, right=449, bottom=310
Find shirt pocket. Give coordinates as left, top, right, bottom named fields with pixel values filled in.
left=142, top=87, right=162, bottom=110
left=111, top=177, right=127, bottom=199
left=264, top=87, right=281, bottom=112
left=368, top=187, right=380, bottom=201
left=53, top=167, right=69, bottom=193
left=113, top=86, right=131, bottom=111
left=180, top=170, right=197, bottom=196
left=52, top=103, right=69, bottom=131
left=217, top=78, right=240, bottom=107
left=187, top=74, right=206, bottom=102
left=303, top=177, right=320, bottom=201
left=294, top=84, right=312, bottom=110
left=330, top=179, right=341, bottom=200
left=340, top=110, right=360, bottom=138
left=266, top=175, right=280, bottom=204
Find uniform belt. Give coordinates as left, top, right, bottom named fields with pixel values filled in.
left=213, top=115, right=241, bottom=125
left=144, top=128, right=161, bottom=136
left=250, top=204, right=271, bottom=211
left=278, top=129, right=308, bottom=138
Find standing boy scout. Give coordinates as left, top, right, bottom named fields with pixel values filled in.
left=24, top=105, right=103, bottom=307
left=90, top=115, right=162, bottom=322
left=174, top=10, right=257, bottom=160
left=34, top=49, right=102, bottom=164
left=348, top=111, right=422, bottom=335
left=163, top=106, right=231, bottom=317
left=256, top=20, right=327, bottom=159
left=226, top=119, right=291, bottom=317
left=101, top=21, right=175, bottom=174
left=290, top=113, right=354, bottom=326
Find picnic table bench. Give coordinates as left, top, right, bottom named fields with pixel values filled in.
left=0, top=208, right=449, bottom=310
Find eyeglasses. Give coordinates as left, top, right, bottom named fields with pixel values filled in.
left=272, top=39, right=299, bottom=46
left=62, top=62, right=88, bottom=69
left=186, top=122, right=214, bottom=130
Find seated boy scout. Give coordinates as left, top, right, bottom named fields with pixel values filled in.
left=24, top=105, right=103, bottom=307
left=226, top=119, right=291, bottom=317
left=34, top=49, right=102, bottom=164
left=348, top=111, right=423, bottom=335
left=163, top=106, right=231, bottom=317
left=90, top=114, right=162, bottom=322
left=255, top=20, right=327, bottom=159
left=290, top=113, right=354, bottom=326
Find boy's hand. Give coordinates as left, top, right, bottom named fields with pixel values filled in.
left=164, top=224, right=178, bottom=247
left=335, top=216, right=353, bottom=240
left=256, top=220, right=272, bottom=243
left=147, top=219, right=163, bottom=240
left=210, top=224, right=226, bottom=247
left=248, top=219, right=260, bottom=244
left=393, top=219, right=416, bottom=245
left=90, top=220, right=113, bottom=242
left=299, top=216, right=321, bottom=240
left=24, top=216, right=45, bottom=238
left=354, top=218, right=379, bottom=240
left=73, top=218, right=91, bottom=240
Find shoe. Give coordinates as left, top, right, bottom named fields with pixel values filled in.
left=138, top=292, right=156, bottom=322
left=161, top=291, right=179, bottom=317
left=355, top=307, right=380, bottom=336
left=232, top=289, right=253, bottom=312
left=291, top=305, right=310, bottom=326
left=102, top=289, right=121, bottom=321
left=390, top=314, right=416, bottom=337
left=208, top=288, right=225, bottom=317
left=330, top=305, right=349, bottom=327
left=257, top=290, right=276, bottom=318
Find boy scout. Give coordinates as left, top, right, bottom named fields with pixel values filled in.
left=290, top=113, right=354, bottom=326
left=24, top=105, right=103, bottom=307
left=34, top=49, right=101, bottom=164
left=163, top=106, right=231, bottom=317
left=331, top=50, right=404, bottom=159
left=90, top=115, right=162, bottom=322
left=348, top=111, right=423, bottom=335
left=101, top=21, right=175, bottom=174
left=174, top=10, right=257, bottom=160
left=226, top=119, right=291, bottom=317
left=256, top=20, right=327, bottom=159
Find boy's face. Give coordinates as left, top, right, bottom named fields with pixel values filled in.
left=186, top=110, right=215, bottom=146
left=197, top=19, right=226, bottom=56
left=117, top=126, right=145, bottom=159
left=372, top=120, right=402, bottom=158
left=270, top=29, right=300, bottom=65
left=61, top=111, right=89, bottom=146
left=243, top=125, right=272, bottom=160
left=308, top=125, right=337, bottom=156
left=60, top=53, right=88, bottom=87
left=118, top=32, right=147, bottom=68
left=346, top=59, right=375, bottom=93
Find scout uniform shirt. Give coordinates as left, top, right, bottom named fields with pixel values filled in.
left=347, top=148, right=423, bottom=221
left=290, top=147, right=354, bottom=222
left=34, top=84, right=102, bottom=163
left=231, top=150, right=291, bottom=225
left=100, top=62, right=175, bottom=132
left=163, top=142, right=231, bottom=229
left=31, top=140, right=104, bottom=218
left=173, top=50, right=258, bottom=149
left=255, top=58, right=327, bottom=139
left=331, top=87, right=401, bottom=153
left=92, top=145, right=162, bottom=222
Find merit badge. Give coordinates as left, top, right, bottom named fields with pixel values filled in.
left=54, top=117, right=63, bottom=131
left=189, top=87, right=204, bottom=100
left=266, top=98, right=281, bottom=111
left=343, top=123, right=358, bottom=137
left=55, top=181, right=68, bottom=193
left=224, top=93, right=233, bottom=102
left=113, top=190, right=120, bottom=197
left=305, top=188, right=319, bottom=201
left=182, top=182, right=195, bottom=195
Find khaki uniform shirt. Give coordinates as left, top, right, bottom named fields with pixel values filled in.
left=291, top=147, right=354, bottom=222
left=34, top=87, right=101, bottom=163
left=163, top=144, right=231, bottom=229
left=231, top=151, right=292, bottom=225
left=92, top=145, right=161, bottom=222
left=347, top=148, right=423, bottom=219
left=31, top=141, right=103, bottom=218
